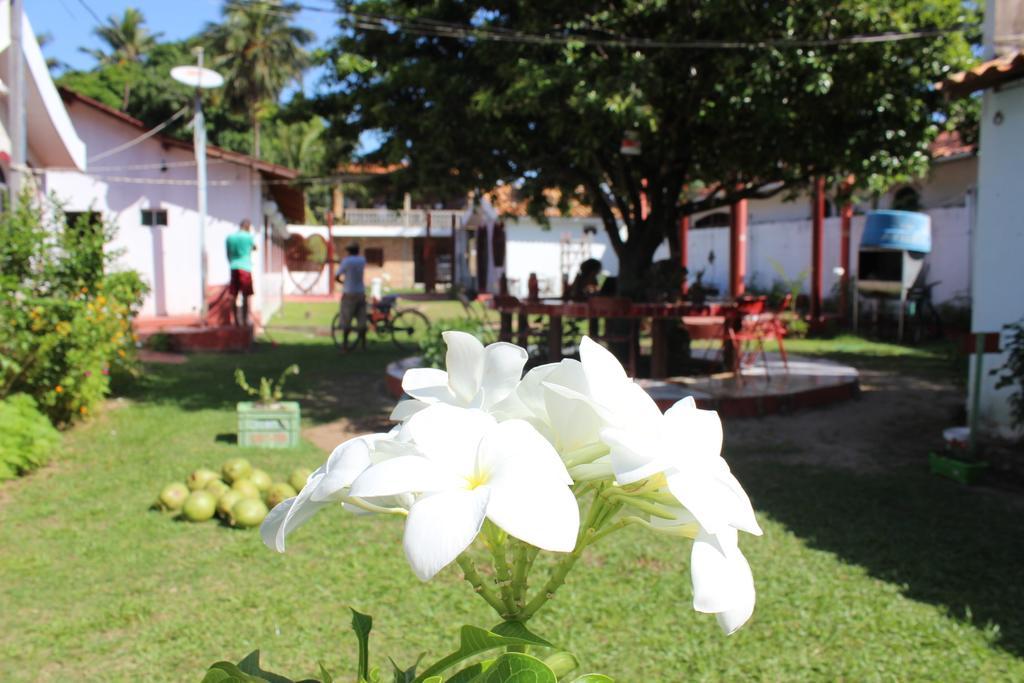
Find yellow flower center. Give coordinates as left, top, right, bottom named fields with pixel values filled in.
left=464, top=471, right=490, bottom=490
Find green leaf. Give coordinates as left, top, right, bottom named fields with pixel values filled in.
left=413, top=624, right=554, bottom=682
left=351, top=608, right=373, bottom=681
left=569, top=676, right=614, bottom=683
left=489, top=622, right=552, bottom=648
left=390, top=653, right=425, bottom=683
left=318, top=662, right=334, bottom=683
left=236, top=650, right=294, bottom=683
left=201, top=661, right=264, bottom=683
left=476, top=653, right=557, bottom=683
left=445, top=660, right=494, bottom=683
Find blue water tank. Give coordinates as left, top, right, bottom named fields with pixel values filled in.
left=860, top=210, right=931, bottom=253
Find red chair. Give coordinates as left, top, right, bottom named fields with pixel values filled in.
left=726, top=294, right=793, bottom=379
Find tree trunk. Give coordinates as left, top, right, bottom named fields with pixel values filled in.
left=121, top=81, right=132, bottom=111
left=251, top=106, right=261, bottom=159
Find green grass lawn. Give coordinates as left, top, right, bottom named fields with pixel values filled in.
left=0, top=327, right=1020, bottom=681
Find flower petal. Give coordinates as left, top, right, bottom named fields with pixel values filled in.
left=690, top=528, right=756, bottom=634
left=479, top=419, right=573, bottom=486
left=390, top=398, right=428, bottom=422
left=664, top=397, right=724, bottom=464
left=486, top=478, right=579, bottom=552
left=349, top=455, right=456, bottom=498
left=403, top=488, right=490, bottom=580
left=404, top=403, right=496, bottom=475
left=665, top=469, right=736, bottom=537
left=542, top=383, right=604, bottom=453
left=402, top=368, right=454, bottom=404
left=480, top=342, right=528, bottom=409
left=260, top=472, right=330, bottom=552
left=601, top=426, right=671, bottom=485
left=443, top=331, right=485, bottom=404
left=310, top=436, right=375, bottom=502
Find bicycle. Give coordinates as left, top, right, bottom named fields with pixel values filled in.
left=330, top=295, right=431, bottom=351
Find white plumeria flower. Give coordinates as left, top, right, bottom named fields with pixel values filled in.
left=349, top=403, right=580, bottom=581
left=261, top=432, right=410, bottom=553
left=391, top=331, right=528, bottom=421
left=650, top=506, right=756, bottom=634
left=500, top=337, right=663, bottom=459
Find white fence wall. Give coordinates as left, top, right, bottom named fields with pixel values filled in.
left=681, top=207, right=970, bottom=303
left=286, top=207, right=971, bottom=304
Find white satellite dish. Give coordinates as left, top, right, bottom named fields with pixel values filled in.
left=170, top=65, right=224, bottom=89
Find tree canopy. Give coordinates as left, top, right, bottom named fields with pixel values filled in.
left=321, top=0, right=978, bottom=294
left=202, top=1, right=315, bottom=158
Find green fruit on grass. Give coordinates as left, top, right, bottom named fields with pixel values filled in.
left=288, top=467, right=312, bottom=492
left=230, top=498, right=269, bottom=528
left=231, top=478, right=261, bottom=500
left=216, top=490, right=244, bottom=518
left=187, top=468, right=219, bottom=491
left=265, top=482, right=297, bottom=509
left=204, top=479, right=230, bottom=498
left=158, top=482, right=189, bottom=511
left=183, top=491, right=217, bottom=522
left=249, top=468, right=272, bottom=492
left=221, top=458, right=252, bottom=484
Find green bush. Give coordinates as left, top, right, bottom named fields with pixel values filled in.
left=0, top=193, right=148, bottom=425
left=419, top=317, right=492, bottom=369
left=0, top=394, right=60, bottom=481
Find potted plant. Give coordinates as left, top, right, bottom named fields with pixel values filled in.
left=235, top=364, right=300, bottom=448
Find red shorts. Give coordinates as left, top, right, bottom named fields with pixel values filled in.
left=229, top=269, right=254, bottom=297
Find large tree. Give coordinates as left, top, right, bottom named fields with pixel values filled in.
left=59, top=40, right=250, bottom=153
left=80, top=8, right=162, bottom=109
left=202, top=1, right=314, bottom=159
left=320, top=0, right=977, bottom=296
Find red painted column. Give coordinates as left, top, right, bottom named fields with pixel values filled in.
left=325, top=210, right=335, bottom=295
left=811, top=177, right=825, bottom=321
left=729, top=199, right=748, bottom=298
left=839, top=201, right=853, bottom=321
left=424, top=212, right=435, bottom=293
left=679, top=214, right=690, bottom=294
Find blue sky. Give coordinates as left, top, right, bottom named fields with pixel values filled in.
left=31, top=1, right=387, bottom=152
left=33, top=0, right=335, bottom=73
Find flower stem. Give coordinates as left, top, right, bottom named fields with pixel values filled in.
left=485, top=522, right=517, bottom=617
left=562, top=443, right=611, bottom=468
left=456, top=555, right=508, bottom=617
left=339, top=496, right=408, bottom=516
left=603, top=493, right=677, bottom=520
left=519, top=485, right=609, bottom=620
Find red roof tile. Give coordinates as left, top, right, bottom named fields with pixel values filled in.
left=937, top=51, right=1024, bottom=98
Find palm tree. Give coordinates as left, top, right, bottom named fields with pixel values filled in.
left=80, top=8, right=162, bottom=109
left=37, top=33, right=68, bottom=74
left=203, top=2, right=314, bottom=159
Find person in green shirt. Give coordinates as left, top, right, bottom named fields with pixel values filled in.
left=225, top=219, right=257, bottom=327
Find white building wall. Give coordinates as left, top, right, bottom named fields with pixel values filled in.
left=969, top=81, right=1024, bottom=438
left=44, top=104, right=279, bottom=321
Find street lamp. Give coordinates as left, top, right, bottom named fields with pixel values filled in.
left=171, top=49, right=224, bottom=323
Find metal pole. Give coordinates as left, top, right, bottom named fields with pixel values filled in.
left=970, top=332, right=984, bottom=456
left=8, top=0, right=26, bottom=204
left=194, top=48, right=209, bottom=322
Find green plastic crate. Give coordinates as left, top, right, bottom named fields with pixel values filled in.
left=928, top=451, right=987, bottom=485
left=237, top=401, right=301, bottom=449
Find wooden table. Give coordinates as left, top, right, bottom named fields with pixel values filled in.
left=492, top=299, right=734, bottom=378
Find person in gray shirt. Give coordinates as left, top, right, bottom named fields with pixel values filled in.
left=335, top=242, right=368, bottom=351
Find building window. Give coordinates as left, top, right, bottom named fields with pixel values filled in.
left=365, top=247, right=385, bottom=266
left=892, top=187, right=921, bottom=212
left=65, top=211, right=103, bottom=231
left=141, top=209, right=168, bottom=227
left=694, top=211, right=730, bottom=228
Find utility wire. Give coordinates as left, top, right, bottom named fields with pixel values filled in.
left=87, top=106, right=190, bottom=163
left=221, top=0, right=972, bottom=50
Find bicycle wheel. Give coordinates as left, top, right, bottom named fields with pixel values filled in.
left=389, top=309, right=431, bottom=351
left=330, top=312, right=346, bottom=350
